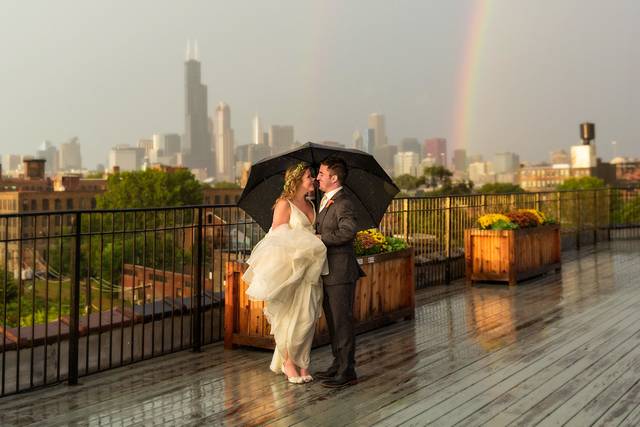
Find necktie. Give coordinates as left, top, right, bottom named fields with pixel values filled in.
left=320, top=194, right=328, bottom=211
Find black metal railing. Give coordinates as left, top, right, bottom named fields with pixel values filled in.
left=0, top=205, right=264, bottom=396
left=0, top=186, right=638, bottom=397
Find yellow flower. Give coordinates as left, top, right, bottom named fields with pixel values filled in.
left=519, top=209, right=545, bottom=224
left=478, top=213, right=512, bottom=229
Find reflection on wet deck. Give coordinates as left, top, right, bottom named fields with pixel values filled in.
left=1, top=240, right=639, bottom=426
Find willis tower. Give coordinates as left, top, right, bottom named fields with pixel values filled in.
left=183, top=40, right=213, bottom=175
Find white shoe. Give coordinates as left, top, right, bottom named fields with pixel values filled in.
left=282, top=363, right=304, bottom=384
left=301, top=375, right=314, bottom=383
left=287, top=376, right=305, bottom=384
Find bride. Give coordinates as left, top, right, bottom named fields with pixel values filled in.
left=242, top=163, right=328, bottom=384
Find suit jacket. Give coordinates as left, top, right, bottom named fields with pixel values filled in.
left=316, top=189, right=365, bottom=286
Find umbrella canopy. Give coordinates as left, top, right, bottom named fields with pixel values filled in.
left=238, top=142, right=399, bottom=232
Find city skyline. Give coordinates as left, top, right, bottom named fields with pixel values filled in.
left=0, top=1, right=639, bottom=169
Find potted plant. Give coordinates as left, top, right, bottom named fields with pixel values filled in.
left=224, top=230, right=415, bottom=349
left=465, top=209, right=561, bottom=285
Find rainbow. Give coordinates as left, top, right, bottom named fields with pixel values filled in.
left=452, top=0, right=491, bottom=151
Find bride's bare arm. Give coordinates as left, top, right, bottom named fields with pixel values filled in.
left=271, top=199, right=291, bottom=228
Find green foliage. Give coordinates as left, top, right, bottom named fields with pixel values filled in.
left=84, top=171, right=104, bottom=179
left=394, top=174, right=421, bottom=190
left=97, top=169, right=203, bottom=209
left=557, top=176, right=605, bottom=191
left=491, top=219, right=519, bottom=230
left=212, top=181, right=241, bottom=189
left=0, top=269, right=17, bottom=301
left=428, top=180, right=474, bottom=196
left=477, top=183, right=525, bottom=194
left=619, top=195, right=640, bottom=224
left=423, top=166, right=453, bottom=188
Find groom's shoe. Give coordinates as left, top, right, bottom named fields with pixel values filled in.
left=321, top=374, right=358, bottom=389
left=314, top=367, right=338, bottom=380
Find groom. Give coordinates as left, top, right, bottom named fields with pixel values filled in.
left=315, top=156, right=364, bottom=388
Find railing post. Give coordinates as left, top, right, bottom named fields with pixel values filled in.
left=607, top=188, right=613, bottom=241
left=192, top=207, right=203, bottom=352
left=402, top=199, right=409, bottom=243
left=444, top=197, right=452, bottom=284
left=593, top=190, right=598, bottom=245
left=68, top=212, right=81, bottom=385
left=576, top=191, right=581, bottom=250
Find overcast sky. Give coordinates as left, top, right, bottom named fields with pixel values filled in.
left=0, top=0, right=638, bottom=168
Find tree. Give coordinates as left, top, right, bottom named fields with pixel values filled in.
left=212, top=181, right=241, bottom=189
left=429, top=180, right=474, bottom=196
left=477, top=183, right=525, bottom=194
left=393, top=174, right=420, bottom=190
left=97, top=169, right=204, bottom=209
left=423, top=166, right=453, bottom=188
left=557, top=176, right=605, bottom=191
left=0, top=269, right=17, bottom=301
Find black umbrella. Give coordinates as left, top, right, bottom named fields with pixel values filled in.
left=238, top=142, right=399, bottom=232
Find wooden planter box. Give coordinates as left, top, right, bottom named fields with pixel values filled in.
left=224, top=248, right=415, bottom=350
left=464, top=225, right=561, bottom=285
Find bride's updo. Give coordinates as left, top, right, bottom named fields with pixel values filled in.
left=280, top=162, right=310, bottom=200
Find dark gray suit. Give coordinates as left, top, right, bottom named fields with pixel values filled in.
left=316, top=189, right=364, bottom=379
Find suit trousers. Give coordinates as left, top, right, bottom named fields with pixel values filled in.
left=322, top=281, right=357, bottom=378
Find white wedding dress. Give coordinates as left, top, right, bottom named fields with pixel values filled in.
left=242, top=200, right=328, bottom=373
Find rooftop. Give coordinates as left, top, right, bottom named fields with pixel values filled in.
left=1, top=240, right=639, bottom=425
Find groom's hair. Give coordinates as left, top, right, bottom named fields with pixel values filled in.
left=321, top=156, right=348, bottom=184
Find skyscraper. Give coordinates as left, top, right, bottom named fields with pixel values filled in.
left=399, top=138, right=421, bottom=156
left=183, top=40, right=213, bottom=175
left=59, top=137, right=82, bottom=170
left=36, top=140, right=59, bottom=175
left=423, top=138, right=447, bottom=167
left=109, top=145, right=145, bottom=172
left=353, top=130, right=364, bottom=151
left=215, top=102, right=235, bottom=181
left=365, top=128, right=376, bottom=155
left=493, top=152, right=520, bottom=174
left=394, top=152, right=420, bottom=176
left=269, top=125, right=294, bottom=155
left=368, top=113, right=387, bottom=152
left=452, top=149, right=467, bottom=172
left=252, top=115, right=265, bottom=145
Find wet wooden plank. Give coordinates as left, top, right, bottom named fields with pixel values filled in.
left=0, top=241, right=638, bottom=426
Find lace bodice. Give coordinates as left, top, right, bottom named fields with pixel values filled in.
left=288, top=200, right=316, bottom=232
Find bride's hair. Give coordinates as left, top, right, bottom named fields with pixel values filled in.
left=277, top=162, right=310, bottom=203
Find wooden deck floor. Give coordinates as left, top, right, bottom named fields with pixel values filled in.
left=0, top=240, right=639, bottom=426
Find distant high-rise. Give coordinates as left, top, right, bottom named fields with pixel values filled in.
left=215, top=102, right=235, bottom=181
left=374, top=145, right=397, bottom=174
left=109, top=145, right=145, bottom=172
left=353, top=130, right=364, bottom=151
left=365, top=128, right=376, bottom=155
left=423, top=138, right=447, bottom=167
left=394, top=152, right=420, bottom=177
left=59, top=137, right=82, bottom=170
left=368, top=113, right=387, bottom=153
left=150, top=133, right=181, bottom=165
left=252, top=115, right=265, bottom=145
left=269, top=125, right=294, bottom=155
left=36, top=140, right=59, bottom=175
left=2, top=154, right=21, bottom=175
left=494, top=152, right=520, bottom=174
left=183, top=40, right=213, bottom=175
left=399, top=138, right=421, bottom=156
left=452, top=149, right=467, bottom=172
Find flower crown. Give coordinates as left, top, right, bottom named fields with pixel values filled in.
left=283, top=163, right=307, bottom=194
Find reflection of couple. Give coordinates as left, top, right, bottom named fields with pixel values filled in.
left=243, top=157, right=362, bottom=388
